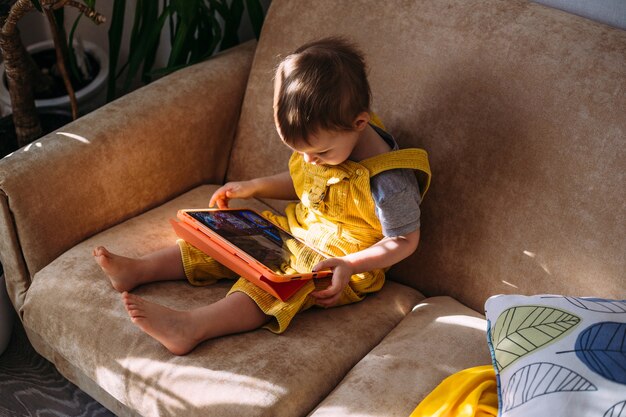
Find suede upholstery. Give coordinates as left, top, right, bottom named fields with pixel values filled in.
left=0, top=0, right=624, bottom=416
left=228, top=0, right=626, bottom=313
left=308, top=297, right=492, bottom=417
left=22, top=185, right=424, bottom=416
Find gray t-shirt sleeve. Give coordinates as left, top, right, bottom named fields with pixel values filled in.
left=370, top=168, right=422, bottom=237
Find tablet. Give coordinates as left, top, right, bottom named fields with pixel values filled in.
left=172, top=208, right=333, bottom=287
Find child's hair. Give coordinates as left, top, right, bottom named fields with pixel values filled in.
left=274, top=37, right=371, bottom=145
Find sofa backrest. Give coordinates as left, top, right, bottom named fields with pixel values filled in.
left=227, top=0, right=625, bottom=311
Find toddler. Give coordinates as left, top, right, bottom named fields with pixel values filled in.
left=93, top=37, right=431, bottom=355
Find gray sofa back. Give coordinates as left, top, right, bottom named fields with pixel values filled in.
left=227, top=0, right=626, bottom=311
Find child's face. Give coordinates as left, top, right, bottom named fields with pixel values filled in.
left=287, top=129, right=361, bottom=166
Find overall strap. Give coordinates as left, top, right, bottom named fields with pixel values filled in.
left=360, top=148, right=432, bottom=198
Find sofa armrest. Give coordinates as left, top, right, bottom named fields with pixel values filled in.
left=0, top=41, right=256, bottom=311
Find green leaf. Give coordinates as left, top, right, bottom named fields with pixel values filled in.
left=490, top=305, right=580, bottom=371
left=167, top=18, right=191, bottom=67
left=123, top=0, right=160, bottom=92
left=171, top=0, right=195, bottom=26
left=140, top=6, right=171, bottom=83
left=108, top=0, right=264, bottom=95
left=30, top=0, right=43, bottom=13
left=220, top=0, right=243, bottom=51
left=107, top=0, right=126, bottom=101
left=191, top=11, right=222, bottom=63
left=210, top=0, right=229, bottom=19
left=245, top=0, right=264, bottom=39
left=68, top=11, right=84, bottom=83
left=127, top=0, right=145, bottom=57
left=167, top=0, right=175, bottom=45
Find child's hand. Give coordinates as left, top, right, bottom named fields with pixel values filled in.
left=209, top=180, right=257, bottom=208
left=310, top=257, right=354, bottom=307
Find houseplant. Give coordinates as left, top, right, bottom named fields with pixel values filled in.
left=0, top=0, right=267, bottom=151
left=106, top=0, right=266, bottom=101
left=0, top=0, right=105, bottom=150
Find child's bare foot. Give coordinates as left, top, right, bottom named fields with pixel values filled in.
left=122, top=292, right=201, bottom=356
left=93, top=246, right=145, bottom=292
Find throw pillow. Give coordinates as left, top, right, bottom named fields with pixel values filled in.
left=485, top=294, right=626, bottom=417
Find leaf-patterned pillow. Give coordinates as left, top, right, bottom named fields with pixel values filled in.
left=485, top=295, right=626, bottom=417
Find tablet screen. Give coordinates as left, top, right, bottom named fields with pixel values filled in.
left=187, top=209, right=326, bottom=276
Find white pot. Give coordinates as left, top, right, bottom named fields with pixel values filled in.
left=0, top=273, right=14, bottom=355
left=0, top=39, right=109, bottom=116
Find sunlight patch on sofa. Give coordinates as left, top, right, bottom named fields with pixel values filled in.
left=97, top=358, right=287, bottom=412
left=2, top=140, right=40, bottom=156
left=22, top=142, right=43, bottom=152
left=57, top=131, right=91, bottom=144
left=411, top=302, right=431, bottom=312
left=435, top=315, right=486, bottom=331
left=523, top=249, right=552, bottom=275
left=310, top=405, right=382, bottom=417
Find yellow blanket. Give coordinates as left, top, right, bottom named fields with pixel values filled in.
left=410, top=365, right=498, bottom=417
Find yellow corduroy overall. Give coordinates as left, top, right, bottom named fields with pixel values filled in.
left=179, top=130, right=431, bottom=333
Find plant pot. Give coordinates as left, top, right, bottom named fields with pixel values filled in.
left=0, top=272, right=14, bottom=355
left=0, top=39, right=109, bottom=116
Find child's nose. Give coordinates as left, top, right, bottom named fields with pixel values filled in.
left=303, top=153, right=318, bottom=164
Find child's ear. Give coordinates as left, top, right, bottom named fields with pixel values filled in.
left=353, top=112, right=371, bottom=131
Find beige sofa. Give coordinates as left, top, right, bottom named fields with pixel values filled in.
left=1, top=0, right=624, bottom=416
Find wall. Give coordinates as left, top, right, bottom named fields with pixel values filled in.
left=532, top=0, right=626, bottom=29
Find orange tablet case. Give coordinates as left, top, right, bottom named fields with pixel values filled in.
left=170, top=209, right=332, bottom=301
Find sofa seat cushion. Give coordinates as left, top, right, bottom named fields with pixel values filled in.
left=20, top=185, right=425, bottom=417
left=308, top=296, right=493, bottom=417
